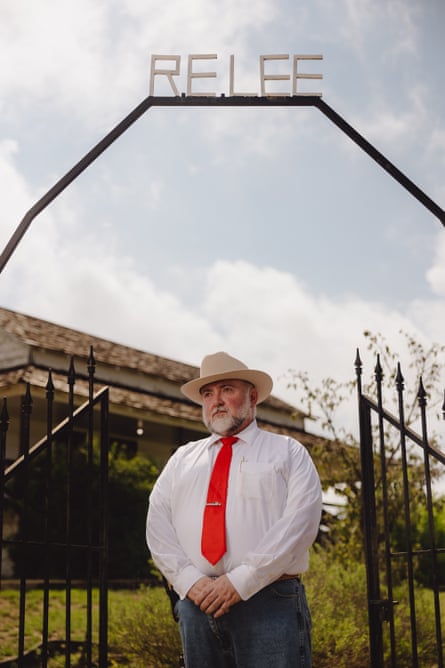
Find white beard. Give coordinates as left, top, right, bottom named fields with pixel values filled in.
left=204, top=394, right=253, bottom=436
left=209, top=412, right=239, bottom=435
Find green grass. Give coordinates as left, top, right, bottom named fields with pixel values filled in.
left=0, top=588, right=90, bottom=657
left=0, top=586, right=181, bottom=668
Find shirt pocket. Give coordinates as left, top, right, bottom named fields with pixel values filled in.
left=238, top=463, right=274, bottom=500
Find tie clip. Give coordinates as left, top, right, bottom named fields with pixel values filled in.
left=206, top=502, right=222, bottom=506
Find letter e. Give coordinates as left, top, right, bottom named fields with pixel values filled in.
left=292, top=55, right=323, bottom=97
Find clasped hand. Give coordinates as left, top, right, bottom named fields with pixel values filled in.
left=187, top=574, right=241, bottom=618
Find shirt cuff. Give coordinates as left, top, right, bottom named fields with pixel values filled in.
left=173, top=565, right=206, bottom=600
left=226, top=564, right=266, bottom=600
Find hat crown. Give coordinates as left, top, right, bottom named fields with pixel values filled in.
left=200, top=352, right=248, bottom=379
left=181, top=351, right=273, bottom=405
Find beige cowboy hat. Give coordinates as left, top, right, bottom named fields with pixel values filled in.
left=181, top=352, right=273, bottom=405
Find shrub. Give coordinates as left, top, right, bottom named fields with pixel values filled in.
left=305, top=547, right=445, bottom=667
left=305, top=548, right=370, bottom=667
left=108, top=586, right=182, bottom=668
left=6, top=439, right=160, bottom=580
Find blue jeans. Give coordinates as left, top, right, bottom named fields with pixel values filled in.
left=175, top=579, right=312, bottom=668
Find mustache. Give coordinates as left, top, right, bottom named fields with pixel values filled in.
left=211, top=407, right=228, bottom=417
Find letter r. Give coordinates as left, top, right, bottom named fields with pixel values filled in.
left=150, top=55, right=181, bottom=96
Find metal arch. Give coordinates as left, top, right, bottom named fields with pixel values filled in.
left=1, top=94, right=444, bottom=274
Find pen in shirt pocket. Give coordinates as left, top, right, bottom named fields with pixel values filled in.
left=239, top=456, right=246, bottom=472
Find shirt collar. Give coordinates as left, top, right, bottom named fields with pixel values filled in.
left=208, top=419, right=259, bottom=446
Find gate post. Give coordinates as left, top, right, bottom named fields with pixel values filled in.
left=356, top=352, right=384, bottom=666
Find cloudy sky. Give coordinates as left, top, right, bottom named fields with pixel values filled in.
left=0, top=0, right=444, bottom=435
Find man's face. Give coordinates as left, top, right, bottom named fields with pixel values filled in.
left=201, top=379, right=258, bottom=436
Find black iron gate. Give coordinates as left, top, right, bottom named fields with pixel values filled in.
left=0, top=348, right=109, bottom=667
left=356, top=351, right=445, bottom=667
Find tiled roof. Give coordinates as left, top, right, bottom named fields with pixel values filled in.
left=0, top=306, right=302, bottom=416
left=0, top=306, right=194, bottom=383
left=0, top=365, right=202, bottom=421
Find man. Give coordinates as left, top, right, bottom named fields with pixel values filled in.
left=146, top=352, right=322, bottom=668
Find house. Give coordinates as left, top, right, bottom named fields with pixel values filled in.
left=0, top=306, right=323, bottom=468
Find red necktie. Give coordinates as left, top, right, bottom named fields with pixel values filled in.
left=201, top=436, right=238, bottom=565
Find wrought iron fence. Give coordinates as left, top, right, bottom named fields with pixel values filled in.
left=356, top=351, right=445, bottom=667
left=0, top=348, right=109, bottom=668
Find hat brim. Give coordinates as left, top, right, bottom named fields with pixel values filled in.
left=181, top=369, right=273, bottom=405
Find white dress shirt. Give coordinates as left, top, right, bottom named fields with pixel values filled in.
left=146, top=420, right=322, bottom=601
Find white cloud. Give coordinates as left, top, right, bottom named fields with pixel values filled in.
left=426, top=232, right=445, bottom=297
left=0, top=2, right=114, bottom=115
left=1, top=218, right=222, bottom=364
left=324, top=0, right=419, bottom=58
left=198, top=260, right=430, bottom=384
left=1, top=151, right=442, bottom=444
left=0, top=139, right=40, bottom=247
left=198, top=106, right=314, bottom=163
left=0, top=0, right=278, bottom=127
left=2, top=188, right=435, bottom=393
left=0, top=135, right=441, bottom=388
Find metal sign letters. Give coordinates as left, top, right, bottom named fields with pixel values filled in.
left=149, top=54, right=324, bottom=98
